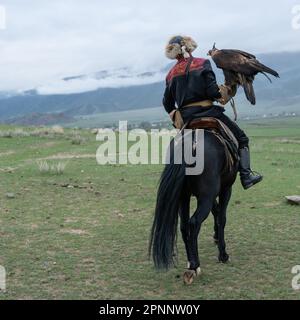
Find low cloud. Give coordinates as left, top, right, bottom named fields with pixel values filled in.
left=37, top=68, right=166, bottom=94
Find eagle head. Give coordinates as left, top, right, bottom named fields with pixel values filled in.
left=207, top=42, right=218, bottom=56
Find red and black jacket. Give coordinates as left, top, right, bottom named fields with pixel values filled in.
left=163, top=56, right=221, bottom=113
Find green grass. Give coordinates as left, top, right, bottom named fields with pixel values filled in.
left=65, top=103, right=300, bottom=128
left=0, top=119, right=300, bottom=300
left=67, top=107, right=168, bottom=128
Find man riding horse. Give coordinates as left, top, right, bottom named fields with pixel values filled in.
left=163, top=35, right=262, bottom=189
left=149, top=36, right=264, bottom=282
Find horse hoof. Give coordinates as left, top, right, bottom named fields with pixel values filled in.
left=183, top=267, right=201, bottom=285
left=183, top=270, right=196, bottom=285
left=218, top=253, right=230, bottom=263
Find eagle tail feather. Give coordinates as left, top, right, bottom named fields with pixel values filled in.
left=251, top=61, right=280, bottom=78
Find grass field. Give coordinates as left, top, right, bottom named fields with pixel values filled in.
left=67, top=107, right=168, bottom=128
left=0, top=118, right=300, bottom=300
left=65, top=105, right=300, bottom=128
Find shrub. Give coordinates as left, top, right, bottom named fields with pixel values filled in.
left=54, top=162, right=67, bottom=174
left=71, top=134, right=85, bottom=145
left=0, top=128, right=29, bottom=138
left=13, top=128, right=30, bottom=137
left=37, top=160, right=67, bottom=175
left=0, top=130, right=13, bottom=138
left=51, top=125, right=64, bottom=134
left=37, top=160, right=50, bottom=173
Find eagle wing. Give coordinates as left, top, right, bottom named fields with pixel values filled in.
left=220, top=49, right=256, bottom=59
left=212, top=49, right=279, bottom=77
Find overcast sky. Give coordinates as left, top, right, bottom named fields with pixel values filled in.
left=0, top=0, right=299, bottom=93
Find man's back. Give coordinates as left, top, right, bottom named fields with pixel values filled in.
left=163, top=56, right=221, bottom=113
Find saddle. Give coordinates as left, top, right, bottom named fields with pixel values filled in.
left=186, top=117, right=239, bottom=173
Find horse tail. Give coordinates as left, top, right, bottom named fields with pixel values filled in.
left=149, top=157, right=186, bottom=270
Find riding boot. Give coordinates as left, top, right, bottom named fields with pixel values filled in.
left=239, top=147, right=263, bottom=190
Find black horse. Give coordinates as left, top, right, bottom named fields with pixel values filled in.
left=149, top=129, right=238, bottom=283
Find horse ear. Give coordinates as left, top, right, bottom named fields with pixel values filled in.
left=212, top=42, right=216, bottom=50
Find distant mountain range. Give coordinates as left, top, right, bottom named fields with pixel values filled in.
left=0, top=51, right=299, bottom=125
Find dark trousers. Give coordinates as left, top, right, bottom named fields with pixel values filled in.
left=181, top=105, right=249, bottom=148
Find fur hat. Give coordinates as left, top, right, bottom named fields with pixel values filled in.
left=165, top=35, right=198, bottom=59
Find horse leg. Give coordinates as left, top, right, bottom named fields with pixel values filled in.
left=211, top=200, right=219, bottom=244
left=179, top=195, right=191, bottom=268
left=217, top=188, right=232, bottom=263
left=188, top=197, right=214, bottom=270
left=183, top=197, right=213, bottom=284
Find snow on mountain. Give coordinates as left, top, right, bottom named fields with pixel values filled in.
left=36, top=67, right=167, bottom=95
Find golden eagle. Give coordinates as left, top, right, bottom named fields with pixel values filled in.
left=208, top=44, right=279, bottom=105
